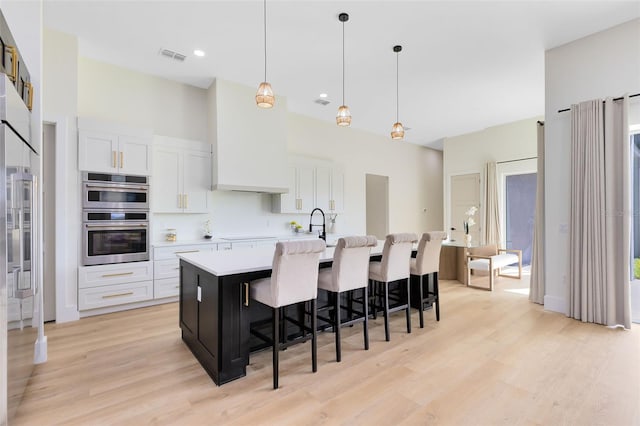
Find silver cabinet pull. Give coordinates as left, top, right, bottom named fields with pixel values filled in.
left=102, top=291, right=134, bottom=299
left=101, top=271, right=134, bottom=278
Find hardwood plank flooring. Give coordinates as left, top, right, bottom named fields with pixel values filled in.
left=12, top=277, right=640, bottom=425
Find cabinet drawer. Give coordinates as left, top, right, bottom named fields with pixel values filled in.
left=154, top=259, right=180, bottom=279
left=153, top=244, right=215, bottom=260
left=79, top=261, right=153, bottom=289
left=154, top=277, right=179, bottom=299
left=79, top=281, right=153, bottom=310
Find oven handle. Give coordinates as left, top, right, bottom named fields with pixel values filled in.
left=85, top=223, right=148, bottom=229
left=84, top=184, right=149, bottom=191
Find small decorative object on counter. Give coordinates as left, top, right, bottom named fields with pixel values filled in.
left=289, top=220, right=299, bottom=233
left=204, top=220, right=212, bottom=239
left=463, top=206, right=477, bottom=247
left=327, top=213, right=337, bottom=234
left=166, top=228, right=177, bottom=242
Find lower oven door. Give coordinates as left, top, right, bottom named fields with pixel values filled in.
left=83, top=222, right=149, bottom=266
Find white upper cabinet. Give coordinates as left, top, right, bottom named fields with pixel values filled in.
left=152, top=136, right=212, bottom=214
left=272, top=156, right=344, bottom=214
left=78, top=118, right=152, bottom=176
left=208, top=79, right=288, bottom=193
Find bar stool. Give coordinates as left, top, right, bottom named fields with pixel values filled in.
left=317, top=235, right=377, bottom=362
left=250, top=239, right=326, bottom=389
left=410, top=231, right=447, bottom=327
left=368, top=233, right=418, bottom=341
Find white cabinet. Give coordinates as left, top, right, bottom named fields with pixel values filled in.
left=152, top=243, right=217, bottom=299
left=152, top=137, right=212, bottom=213
left=272, top=164, right=315, bottom=213
left=78, top=118, right=152, bottom=176
left=315, top=166, right=343, bottom=213
left=272, top=158, right=344, bottom=214
left=78, top=262, right=154, bottom=310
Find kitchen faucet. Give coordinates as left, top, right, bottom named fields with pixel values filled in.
left=309, top=208, right=326, bottom=241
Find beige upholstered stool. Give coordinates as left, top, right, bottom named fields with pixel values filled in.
left=369, top=233, right=418, bottom=341
left=317, top=235, right=377, bottom=362
left=250, top=239, right=326, bottom=389
left=410, top=231, right=447, bottom=327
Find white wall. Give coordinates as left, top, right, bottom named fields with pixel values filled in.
left=78, top=57, right=208, bottom=141
left=544, top=18, right=640, bottom=314
left=42, top=28, right=79, bottom=323
left=442, top=116, right=541, bottom=237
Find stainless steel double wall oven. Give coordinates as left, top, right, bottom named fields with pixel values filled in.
left=82, top=172, right=150, bottom=266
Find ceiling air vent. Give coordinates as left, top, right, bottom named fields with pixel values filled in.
left=314, top=98, right=330, bottom=106
left=159, top=48, right=187, bottom=62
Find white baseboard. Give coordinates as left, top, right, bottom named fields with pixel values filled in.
left=544, top=295, right=567, bottom=314
left=34, top=335, right=47, bottom=364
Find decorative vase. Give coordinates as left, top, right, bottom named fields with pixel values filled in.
left=464, top=234, right=472, bottom=247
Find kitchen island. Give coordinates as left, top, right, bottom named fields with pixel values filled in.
left=178, top=243, right=384, bottom=385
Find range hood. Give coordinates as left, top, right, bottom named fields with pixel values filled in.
left=208, top=79, right=289, bottom=194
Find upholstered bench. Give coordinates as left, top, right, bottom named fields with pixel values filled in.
left=466, top=245, right=522, bottom=291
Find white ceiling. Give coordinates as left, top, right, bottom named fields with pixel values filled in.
left=43, top=1, right=640, bottom=150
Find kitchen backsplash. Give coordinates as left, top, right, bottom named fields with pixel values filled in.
left=151, top=190, right=350, bottom=243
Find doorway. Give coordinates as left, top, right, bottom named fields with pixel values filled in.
left=42, top=123, right=56, bottom=322
left=366, top=174, right=388, bottom=239
left=450, top=173, right=480, bottom=244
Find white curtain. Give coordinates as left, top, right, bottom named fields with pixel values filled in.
left=569, top=97, right=631, bottom=329
left=484, top=162, right=501, bottom=246
left=529, top=122, right=545, bottom=304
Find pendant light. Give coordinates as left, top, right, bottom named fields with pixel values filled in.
left=391, top=45, right=404, bottom=140
left=336, top=13, right=351, bottom=126
left=256, top=0, right=274, bottom=108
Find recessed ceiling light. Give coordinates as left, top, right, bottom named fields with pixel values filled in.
left=319, top=93, right=328, bottom=98
left=193, top=49, right=205, bottom=57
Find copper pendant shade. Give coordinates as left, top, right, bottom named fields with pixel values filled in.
left=336, top=13, right=351, bottom=126
left=391, top=45, right=404, bottom=140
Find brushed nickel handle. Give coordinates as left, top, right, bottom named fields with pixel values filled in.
left=102, top=291, right=134, bottom=299
left=119, top=152, right=124, bottom=169
left=184, top=194, right=188, bottom=209
left=244, top=282, right=249, bottom=306
left=175, top=250, right=199, bottom=254
left=112, top=151, right=117, bottom=168
left=101, top=271, right=134, bottom=278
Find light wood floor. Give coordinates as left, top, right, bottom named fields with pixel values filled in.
left=13, top=277, right=640, bottom=425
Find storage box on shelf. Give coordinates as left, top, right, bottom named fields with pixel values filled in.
left=271, top=155, right=344, bottom=214
left=152, top=243, right=218, bottom=298
left=152, top=136, right=212, bottom=213
left=78, top=117, right=152, bottom=176
left=78, top=261, right=154, bottom=310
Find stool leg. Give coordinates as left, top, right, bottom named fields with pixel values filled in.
left=335, top=291, right=342, bottom=362
left=311, top=299, right=318, bottom=373
left=384, top=282, right=390, bottom=342
left=434, top=272, right=440, bottom=321
left=406, top=278, right=412, bottom=334
left=418, top=275, right=424, bottom=329
left=371, top=280, right=377, bottom=320
left=273, top=307, right=279, bottom=390
left=363, top=285, right=369, bottom=350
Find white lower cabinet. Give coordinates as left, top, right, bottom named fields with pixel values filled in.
left=78, top=261, right=154, bottom=311
left=152, top=243, right=218, bottom=299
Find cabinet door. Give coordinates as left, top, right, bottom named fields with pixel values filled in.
left=315, top=166, right=331, bottom=212
left=272, top=165, right=298, bottom=213
left=78, top=130, right=119, bottom=173
left=152, top=147, right=182, bottom=213
left=119, top=135, right=152, bottom=176
left=330, top=169, right=345, bottom=213
left=183, top=150, right=211, bottom=213
left=297, top=165, right=315, bottom=213
left=180, top=263, right=199, bottom=336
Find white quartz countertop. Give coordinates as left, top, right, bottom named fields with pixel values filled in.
left=152, top=233, right=340, bottom=247
left=178, top=241, right=385, bottom=276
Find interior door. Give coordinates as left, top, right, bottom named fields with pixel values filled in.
left=450, top=173, right=481, bottom=244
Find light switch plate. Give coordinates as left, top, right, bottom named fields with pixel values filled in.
left=197, top=286, right=202, bottom=302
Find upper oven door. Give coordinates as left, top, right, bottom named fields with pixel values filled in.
left=82, top=182, right=149, bottom=210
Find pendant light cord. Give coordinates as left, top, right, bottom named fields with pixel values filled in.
left=342, top=20, right=345, bottom=106
left=263, top=0, right=267, bottom=82
left=396, top=50, right=399, bottom=122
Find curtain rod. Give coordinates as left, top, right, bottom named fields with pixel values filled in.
left=557, top=93, right=640, bottom=113
left=497, top=156, right=537, bottom=165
